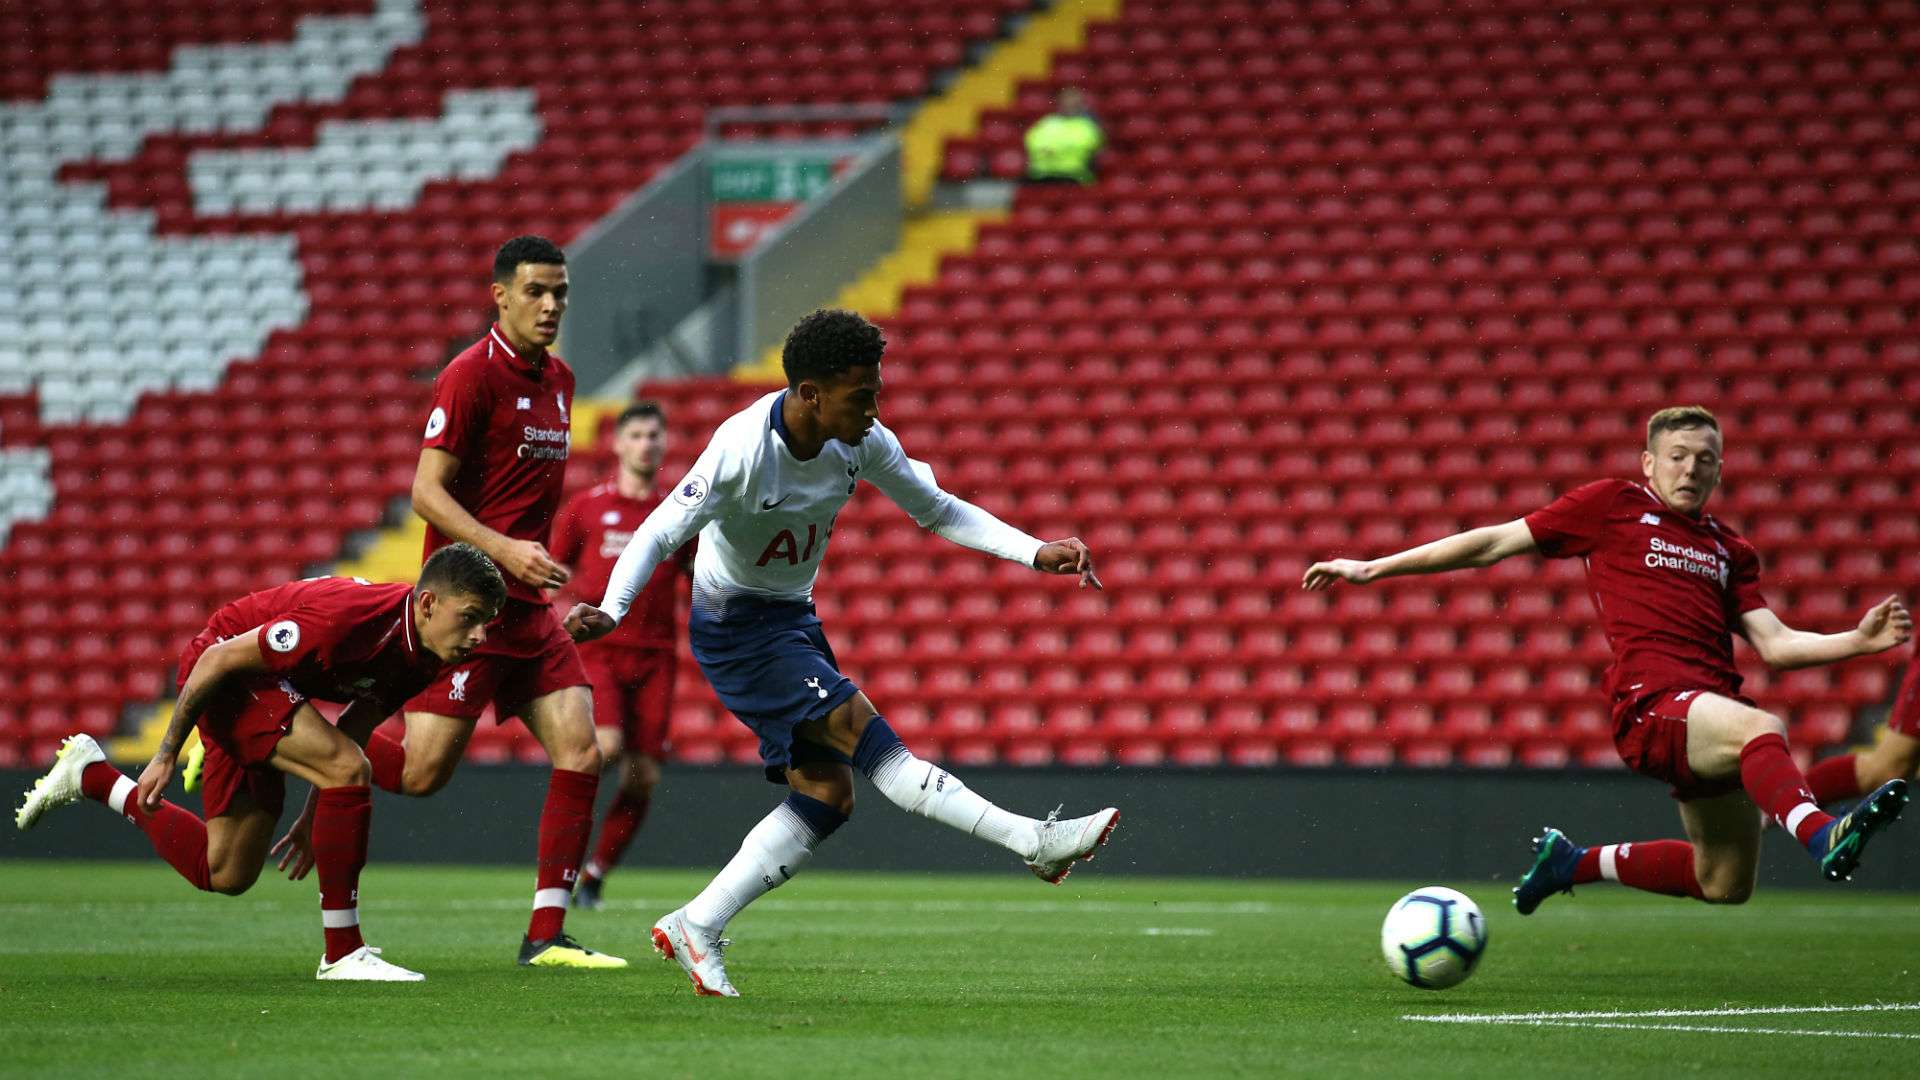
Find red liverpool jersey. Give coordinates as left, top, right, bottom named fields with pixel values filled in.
left=551, top=479, right=691, bottom=650
left=200, top=577, right=443, bottom=711
left=420, top=323, right=576, bottom=603
left=1525, top=479, right=1770, bottom=704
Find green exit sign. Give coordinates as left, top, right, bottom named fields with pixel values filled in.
left=709, top=158, right=838, bottom=203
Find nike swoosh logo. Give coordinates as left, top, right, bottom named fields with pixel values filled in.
left=683, top=922, right=706, bottom=964
left=760, top=494, right=792, bottom=510
left=921, top=765, right=936, bottom=791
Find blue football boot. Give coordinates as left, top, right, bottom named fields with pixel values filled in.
left=1513, top=826, right=1584, bottom=915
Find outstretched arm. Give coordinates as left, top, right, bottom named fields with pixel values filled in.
left=1302, top=519, right=1537, bottom=590
left=860, top=428, right=1057, bottom=571
left=1740, top=596, right=1911, bottom=670
left=575, top=461, right=728, bottom=642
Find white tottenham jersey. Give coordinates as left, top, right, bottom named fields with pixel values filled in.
left=600, top=391, right=1045, bottom=623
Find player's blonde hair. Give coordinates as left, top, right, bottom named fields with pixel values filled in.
left=1646, top=405, right=1720, bottom=449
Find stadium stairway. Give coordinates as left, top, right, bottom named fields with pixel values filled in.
left=900, top=0, right=1124, bottom=206
left=11, top=0, right=1919, bottom=774
left=0, top=0, right=1046, bottom=766
left=733, top=209, right=1011, bottom=382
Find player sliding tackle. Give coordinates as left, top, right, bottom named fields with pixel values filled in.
left=15, top=544, right=507, bottom=980
left=567, top=309, right=1120, bottom=998
left=1304, top=406, right=1912, bottom=912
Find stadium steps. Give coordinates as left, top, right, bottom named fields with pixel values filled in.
left=901, top=0, right=1123, bottom=206
left=733, top=209, right=1010, bottom=381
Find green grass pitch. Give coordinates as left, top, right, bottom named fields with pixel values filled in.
left=2, top=861, right=1916, bottom=1078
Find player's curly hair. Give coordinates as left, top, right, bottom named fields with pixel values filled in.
left=419, top=541, right=508, bottom=615
left=493, top=235, right=566, bottom=283
left=781, top=309, right=886, bottom=387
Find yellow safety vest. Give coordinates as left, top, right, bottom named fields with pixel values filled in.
left=1024, top=115, right=1104, bottom=184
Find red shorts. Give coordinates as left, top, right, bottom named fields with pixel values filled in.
left=581, top=644, right=675, bottom=758
left=178, top=634, right=300, bottom=819
left=405, top=598, right=589, bottom=722
left=1891, top=657, right=1920, bottom=738
left=1612, top=688, right=1749, bottom=802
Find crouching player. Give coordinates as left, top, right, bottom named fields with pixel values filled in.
left=14, top=543, right=506, bottom=981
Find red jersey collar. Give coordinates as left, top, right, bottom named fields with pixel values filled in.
left=487, top=323, right=550, bottom=375
left=390, top=588, right=425, bottom=666
left=1635, top=482, right=1718, bottom=531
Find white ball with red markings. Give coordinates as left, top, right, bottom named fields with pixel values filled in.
left=1381, top=886, right=1487, bottom=990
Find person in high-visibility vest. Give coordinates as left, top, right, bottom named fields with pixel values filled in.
left=1024, top=87, right=1104, bottom=185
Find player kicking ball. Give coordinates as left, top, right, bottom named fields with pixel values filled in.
left=568, top=309, right=1120, bottom=997
left=15, top=543, right=507, bottom=980
left=1304, top=406, right=1912, bottom=912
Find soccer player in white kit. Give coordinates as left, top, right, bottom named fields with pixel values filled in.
left=566, top=309, right=1120, bottom=997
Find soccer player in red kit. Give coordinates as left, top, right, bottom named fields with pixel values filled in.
left=1803, top=643, right=1920, bottom=805
left=1304, top=406, right=1913, bottom=912
left=354, top=235, right=622, bottom=968
left=13, top=543, right=506, bottom=980
left=549, top=401, right=693, bottom=909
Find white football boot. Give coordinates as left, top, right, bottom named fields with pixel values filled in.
left=651, top=908, right=740, bottom=997
left=315, top=945, right=426, bottom=982
left=15, top=733, right=106, bottom=831
left=1026, top=806, right=1121, bottom=884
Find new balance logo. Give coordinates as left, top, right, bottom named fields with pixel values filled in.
left=449, top=670, right=472, bottom=702
left=516, top=397, right=532, bottom=410
left=1640, top=512, right=1661, bottom=526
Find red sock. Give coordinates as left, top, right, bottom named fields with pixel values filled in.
left=1738, top=732, right=1833, bottom=850
left=365, top=731, right=406, bottom=794
left=83, top=761, right=212, bottom=891
left=1572, top=845, right=1603, bottom=885
left=586, top=794, right=651, bottom=881
left=528, top=768, right=599, bottom=941
left=1592, top=840, right=1706, bottom=900
left=1805, top=754, right=1864, bottom=805
left=312, top=785, right=372, bottom=963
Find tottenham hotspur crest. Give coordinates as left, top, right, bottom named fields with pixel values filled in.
left=804, top=676, right=828, bottom=700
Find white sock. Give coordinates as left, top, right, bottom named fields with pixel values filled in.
left=684, top=799, right=832, bottom=931
left=108, top=775, right=135, bottom=818
left=865, top=747, right=1041, bottom=860
left=1598, top=844, right=1623, bottom=882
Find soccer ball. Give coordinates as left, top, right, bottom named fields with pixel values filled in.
left=1380, top=886, right=1488, bottom=990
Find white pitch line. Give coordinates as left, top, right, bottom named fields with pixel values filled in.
left=1404, top=1002, right=1920, bottom=1024
left=1516, top=1020, right=1920, bottom=1041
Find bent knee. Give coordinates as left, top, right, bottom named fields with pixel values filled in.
left=1699, top=879, right=1755, bottom=905
left=1694, top=863, right=1757, bottom=904
left=799, top=785, right=854, bottom=818
left=402, top=762, right=456, bottom=796
left=1737, top=709, right=1789, bottom=743
left=319, top=752, right=372, bottom=790
left=553, top=742, right=603, bottom=775
left=209, top=864, right=261, bottom=896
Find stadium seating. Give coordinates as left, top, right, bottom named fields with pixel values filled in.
left=0, top=0, right=1030, bottom=765
left=588, top=0, right=1917, bottom=768
left=2, top=0, right=1915, bottom=769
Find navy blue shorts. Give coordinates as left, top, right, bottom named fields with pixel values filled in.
left=689, top=598, right=860, bottom=783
